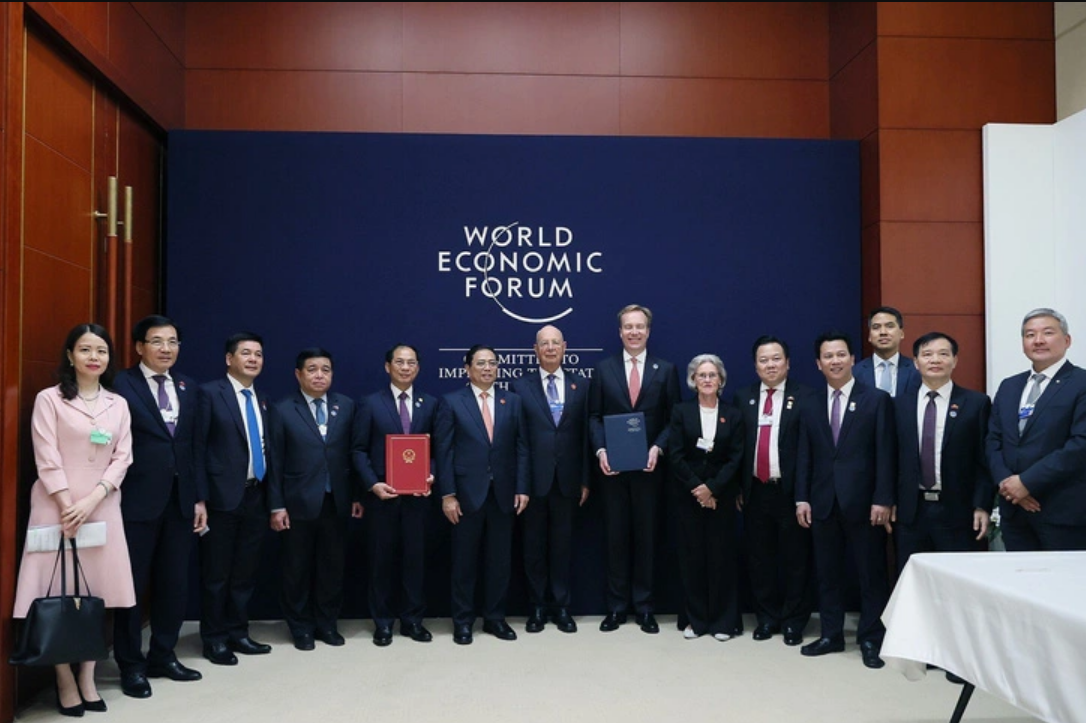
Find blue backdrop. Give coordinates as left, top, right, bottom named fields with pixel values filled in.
left=166, top=131, right=861, bottom=621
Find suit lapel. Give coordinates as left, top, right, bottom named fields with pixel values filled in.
left=462, top=388, right=490, bottom=443
left=295, top=393, right=323, bottom=440
left=940, top=386, right=963, bottom=453
left=130, top=368, right=172, bottom=434
left=1025, top=363, right=1072, bottom=433
left=637, top=356, right=659, bottom=407
left=220, top=380, right=247, bottom=439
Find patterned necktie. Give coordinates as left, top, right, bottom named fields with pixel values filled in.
left=756, top=388, right=775, bottom=482
left=480, top=391, right=494, bottom=442
left=546, top=373, right=562, bottom=424
left=628, top=358, right=641, bottom=406
left=314, top=397, right=327, bottom=438
left=830, top=389, right=843, bottom=445
left=920, top=390, right=938, bottom=490
left=398, top=391, right=412, bottom=434
left=877, top=361, right=893, bottom=395
left=1018, top=372, right=1045, bottom=433
left=241, top=388, right=265, bottom=480
left=152, top=374, right=175, bottom=436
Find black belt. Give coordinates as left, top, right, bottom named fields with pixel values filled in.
left=919, top=489, right=940, bottom=502
left=245, top=478, right=261, bottom=488
left=754, top=476, right=781, bottom=485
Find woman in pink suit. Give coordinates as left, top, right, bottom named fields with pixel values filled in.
left=13, top=323, right=136, bottom=716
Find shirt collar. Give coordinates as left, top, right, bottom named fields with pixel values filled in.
left=140, top=362, right=171, bottom=381
left=391, top=384, right=414, bottom=400
left=540, top=367, right=564, bottom=381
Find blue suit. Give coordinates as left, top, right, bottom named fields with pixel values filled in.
left=354, top=386, right=439, bottom=628
left=854, top=355, right=919, bottom=398
left=267, top=390, right=361, bottom=637
left=111, top=365, right=201, bottom=674
left=987, top=361, right=1086, bottom=550
left=511, top=370, right=591, bottom=610
left=435, top=386, right=529, bottom=625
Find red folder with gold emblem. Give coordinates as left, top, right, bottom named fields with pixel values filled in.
left=385, top=434, right=430, bottom=494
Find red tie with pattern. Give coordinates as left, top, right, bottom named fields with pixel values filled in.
left=756, top=388, right=775, bottom=482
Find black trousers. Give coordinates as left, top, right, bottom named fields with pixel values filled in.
left=199, top=485, right=267, bottom=644
left=601, top=469, right=660, bottom=614
left=1001, top=512, right=1086, bottom=552
left=674, top=490, right=740, bottom=636
left=450, top=489, right=514, bottom=626
left=279, top=493, right=346, bottom=637
left=366, top=494, right=429, bottom=628
left=114, top=483, right=194, bottom=672
left=521, top=483, right=577, bottom=609
left=894, top=495, right=978, bottom=575
left=744, top=479, right=812, bottom=633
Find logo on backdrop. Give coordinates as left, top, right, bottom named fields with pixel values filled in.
left=436, top=222, right=604, bottom=324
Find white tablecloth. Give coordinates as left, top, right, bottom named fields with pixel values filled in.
left=881, top=551, right=1086, bottom=723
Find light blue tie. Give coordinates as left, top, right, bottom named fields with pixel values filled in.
left=241, top=389, right=265, bottom=481
left=546, top=374, right=563, bottom=424
left=314, top=397, right=327, bottom=437
left=877, top=361, right=893, bottom=395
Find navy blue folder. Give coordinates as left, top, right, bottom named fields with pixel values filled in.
left=604, top=412, right=648, bottom=472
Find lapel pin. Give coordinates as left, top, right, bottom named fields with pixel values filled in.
left=848, top=401, right=856, bottom=412
left=500, top=398, right=506, bottom=405
left=652, top=363, right=659, bottom=370
left=178, top=381, right=187, bottom=391
left=749, top=399, right=756, bottom=406
left=949, top=411, right=958, bottom=418
left=719, top=417, right=726, bottom=424
left=570, top=383, right=577, bottom=390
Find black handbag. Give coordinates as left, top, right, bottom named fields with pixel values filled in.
left=8, top=536, right=108, bottom=666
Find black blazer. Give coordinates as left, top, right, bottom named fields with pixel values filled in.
left=854, top=355, right=920, bottom=398
left=796, top=382, right=896, bottom=523
left=354, top=387, right=439, bottom=492
left=511, top=371, right=591, bottom=498
left=731, top=378, right=813, bottom=501
left=987, top=361, right=1086, bottom=526
left=266, top=391, right=362, bottom=520
left=667, top=399, right=745, bottom=499
left=895, top=383, right=993, bottom=526
left=113, top=365, right=202, bottom=520
left=589, top=353, right=681, bottom=455
left=434, top=386, right=530, bottom=515
left=193, top=377, right=272, bottom=512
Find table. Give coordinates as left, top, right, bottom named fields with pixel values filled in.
left=881, top=551, right=1086, bottom=723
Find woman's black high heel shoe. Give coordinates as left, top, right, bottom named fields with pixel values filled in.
left=54, top=681, right=85, bottom=717
left=79, top=692, right=107, bottom=713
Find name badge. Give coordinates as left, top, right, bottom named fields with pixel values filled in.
left=318, top=424, right=328, bottom=437
left=759, top=413, right=773, bottom=427
left=549, top=401, right=564, bottom=418
left=90, top=428, right=112, bottom=445
left=696, top=437, right=714, bottom=452
left=1018, top=405, right=1034, bottom=422
left=160, top=409, right=178, bottom=424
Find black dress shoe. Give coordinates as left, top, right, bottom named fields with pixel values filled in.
left=81, top=696, right=107, bottom=713
left=453, top=623, right=473, bottom=645
left=552, top=608, right=577, bottom=633
left=146, top=660, right=202, bottom=682
left=753, top=623, right=779, bottom=641
left=636, top=612, right=659, bottom=634
left=373, top=625, right=393, bottom=647
left=800, top=636, right=845, bottom=657
left=525, top=607, right=547, bottom=633
left=599, top=611, right=627, bottom=632
left=228, top=636, right=271, bottom=655
left=483, top=619, right=518, bottom=641
left=294, top=633, right=315, bottom=651
left=860, top=640, right=885, bottom=669
left=316, top=628, right=345, bottom=646
left=202, top=642, right=238, bottom=666
left=400, top=622, right=433, bottom=642
left=55, top=682, right=85, bottom=717
left=783, top=629, right=804, bottom=646
left=120, top=671, right=152, bottom=699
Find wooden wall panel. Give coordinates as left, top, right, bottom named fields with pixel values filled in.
left=901, top=313, right=986, bottom=391
left=186, top=70, right=403, bottom=132
left=877, top=1, right=1053, bottom=40
left=829, top=42, right=877, bottom=139
left=45, top=0, right=109, bottom=54
left=620, top=2, right=827, bottom=79
left=22, top=249, right=94, bottom=364
left=829, top=0, right=875, bottom=77
left=404, top=2, right=619, bottom=75
left=131, top=2, right=186, bottom=63
left=878, top=129, right=981, bottom=222
left=109, top=1, right=185, bottom=128
left=879, top=221, right=985, bottom=315
left=879, top=37, right=1055, bottom=129
left=860, top=132, right=879, bottom=226
left=24, top=30, right=92, bottom=168
left=186, top=1, right=403, bottom=72
left=620, top=78, right=828, bottom=138
left=861, top=224, right=882, bottom=320
left=23, top=137, right=93, bottom=265
left=119, top=112, right=161, bottom=292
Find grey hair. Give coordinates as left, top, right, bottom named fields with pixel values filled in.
left=1021, top=308, right=1069, bottom=335
left=686, top=354, right=727, bottom=393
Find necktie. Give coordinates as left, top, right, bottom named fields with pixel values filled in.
left=398, top=391, right=412, bottom=434
left=241, top=389, right=265, bottom=481
left=629, top=358, right=641, bottom=406
left=877, top=361, right=893, bottom=394
left=756, top=388, right=775, bottom=482
left=480, top=391, right=494, bottom=442
left=152, top=374, right=175, bottom=436
left=546, top=373, right=562, bottom=424
left=830, top=389, right=842, bottom=445
left=920, top=390, right=938, bottom=490
left=314, top=398, right=327, bottom=437
left=1018, top=372, right=1045, bottom=433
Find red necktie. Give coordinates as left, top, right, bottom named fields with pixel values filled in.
left=629, top=358, right=641, bottom=406
left=756, top=388, right=775, bottom=482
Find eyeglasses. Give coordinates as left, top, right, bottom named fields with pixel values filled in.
left=472, top=360, right=498, bottom=368
left=144, top=339, right=180, bottom=350
left=695, top=372, right=719, bottom=380
left=392, top=359, right=418, bottom=368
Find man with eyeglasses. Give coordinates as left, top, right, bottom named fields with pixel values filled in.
left=111, top=315, right=205, bottom=698
left=435, top=345, right=530, bottom=645
left=354, top=344, right=438, bottom=646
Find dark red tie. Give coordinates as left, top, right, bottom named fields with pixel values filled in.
left=756, top=388, right=775, bottom=482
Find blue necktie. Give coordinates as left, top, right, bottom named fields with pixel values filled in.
left=242, top=389, right=265, bottom=481
left=546, top=374, right=562, bottom=424
left=314, top=398, right=331, bottom=492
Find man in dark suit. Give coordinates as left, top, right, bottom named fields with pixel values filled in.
left=194, top=331, right=273, bottom=665
left=267, top=348, right=363, bottom=651
left=435, top=344, right=530, bottom=645
left=988, top=308, right=1086, bottom=551
left=796, top=331, right=895, bottom=669
left=732, top=335, right=813, bottom=647
left=588, top=304, right=681, bottom=634
left=511, top=325, right=590, bottom=634
left=112, top=315, right=205, bottom=698
left=894, top=331, right=992, bottom=573
left=355, top=343, right=438, bottom=646
left=853, top=306, right=919, bottom=398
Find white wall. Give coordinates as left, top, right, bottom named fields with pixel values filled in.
left=1056, top=2, right=1086, bottom=120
